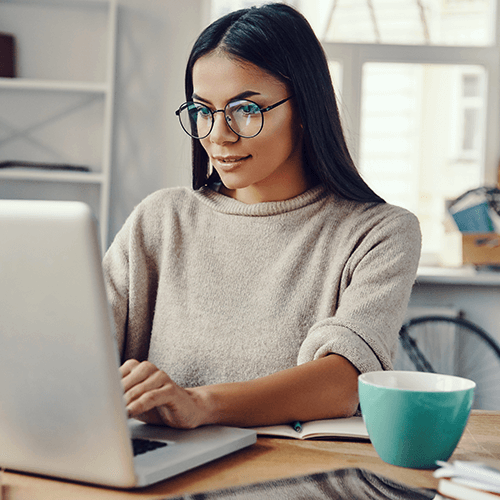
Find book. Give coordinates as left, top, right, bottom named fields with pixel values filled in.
left=0, top=33, right=16, bottom=78
left=438, top=478, right=500, bottom=500
left=434, top=461, right=500, bottom=500
left=251, top=416, right=369, bottom=441
left=450, top=202, right=494, bottom=233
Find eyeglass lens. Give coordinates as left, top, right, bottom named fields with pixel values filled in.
left=178, top=99, right=263, bottom=139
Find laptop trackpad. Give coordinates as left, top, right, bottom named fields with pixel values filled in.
left=129, top=418, right=256, bottom=447
left=128, top=419, right=256, bottom=486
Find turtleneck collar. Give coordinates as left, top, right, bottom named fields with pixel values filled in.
left=194, top=185, right=327, bottom=217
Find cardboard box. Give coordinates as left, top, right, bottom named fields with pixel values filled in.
left=0, top=33, right=16, bottom=78
left=462, top=233, right=500, bottom=265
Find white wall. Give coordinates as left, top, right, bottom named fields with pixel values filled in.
left=108, top=0, right=204, bottom=245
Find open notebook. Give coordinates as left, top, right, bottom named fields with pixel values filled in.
left=252, top=416, right=369, bottom=441
left=0, top=200, right=256, bottom=488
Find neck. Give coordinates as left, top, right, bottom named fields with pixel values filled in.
left=221, top=176, right=311, bottom=204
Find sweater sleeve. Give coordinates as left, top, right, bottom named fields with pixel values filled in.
left=102, top=200, right=160, bottom=363
left=297, top=208, right=421, bottom=373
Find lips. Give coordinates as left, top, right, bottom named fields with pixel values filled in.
left=212, top=155, right=251, bottom=170
left=213, top=155, right=250, bottom=163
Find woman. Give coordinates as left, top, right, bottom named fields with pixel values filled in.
left=103, top=3, right=421, bottom=429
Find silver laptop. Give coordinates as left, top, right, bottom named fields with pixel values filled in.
left=0, top=199, right=256, bottom=488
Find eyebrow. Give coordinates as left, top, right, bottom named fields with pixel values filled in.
left=191, top=90, right=261, bottom=104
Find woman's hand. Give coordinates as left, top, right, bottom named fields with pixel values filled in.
left=120, top=359, right=209, bottom=429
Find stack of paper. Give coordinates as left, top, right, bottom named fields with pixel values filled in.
left=434, top=460, right=500, bottom=499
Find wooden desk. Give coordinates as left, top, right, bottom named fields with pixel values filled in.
left=2, top=410, right=499, bottom=499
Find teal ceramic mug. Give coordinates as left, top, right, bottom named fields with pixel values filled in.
left=358, top=371, right=475, bottom=469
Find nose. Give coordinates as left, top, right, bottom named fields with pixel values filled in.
left=209, top=110, right=239, bottom=144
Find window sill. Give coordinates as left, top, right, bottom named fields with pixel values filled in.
left=417, top=266, right=500, bottom=286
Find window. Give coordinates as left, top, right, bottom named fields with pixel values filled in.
left=319, top=0, right=496, bottom=46
left=458, top=69, right=485, bottom=158
left=211, top=0, right=272, bottom=19
left=358, top=62, right=486, bottom=259
left=210, top=0, right=500, bottom=266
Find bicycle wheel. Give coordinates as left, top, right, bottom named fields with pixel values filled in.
left=394, top=315, right=500, bottom=410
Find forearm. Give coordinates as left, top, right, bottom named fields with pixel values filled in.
left=190, top=354, right=360, bottom=428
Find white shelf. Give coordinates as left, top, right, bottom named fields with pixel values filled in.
left=0, top=77, right=109, bottom=93
left=0, top=0, right=117, bottom=250
left=3, top=0, right=111, bottom=5
left=0, top=169, right=104, bottom=184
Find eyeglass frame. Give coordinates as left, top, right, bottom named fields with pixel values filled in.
left=175, top=95, right=294, bottom=140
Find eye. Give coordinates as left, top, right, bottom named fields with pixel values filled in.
left=191, top=104, right=211, bottom=119
left=231, top=100, right=260, bottom=116
left=187, top=102, right=210, bottom=115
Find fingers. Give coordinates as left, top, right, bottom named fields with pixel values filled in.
left=119, top=358, right=139, bottom=378
left=121, top=360, right=162, bottom=393
left=119, top=360, right=176, bottom=417
left=127, top=385, right=173, bottom=417
left=118, top=359, right=206, bottom=429
left=125, top=370, right=169, bottom=407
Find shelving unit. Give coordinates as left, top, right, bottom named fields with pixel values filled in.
left=0, top=0, right=117, bottom=250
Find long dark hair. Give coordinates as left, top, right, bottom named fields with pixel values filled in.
left=184, top=3, right=384, bottom=203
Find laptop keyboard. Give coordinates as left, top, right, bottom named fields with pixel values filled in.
left=132, top=438, right=168, bottom=456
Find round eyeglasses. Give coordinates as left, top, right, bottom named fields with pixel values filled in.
left=175, top=96, right=294, bottom=140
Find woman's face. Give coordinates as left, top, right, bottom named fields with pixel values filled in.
left=192, top=52, right=307, bottom=204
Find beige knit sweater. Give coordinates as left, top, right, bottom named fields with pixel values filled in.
left=103, top=185, right=421, bottom=388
